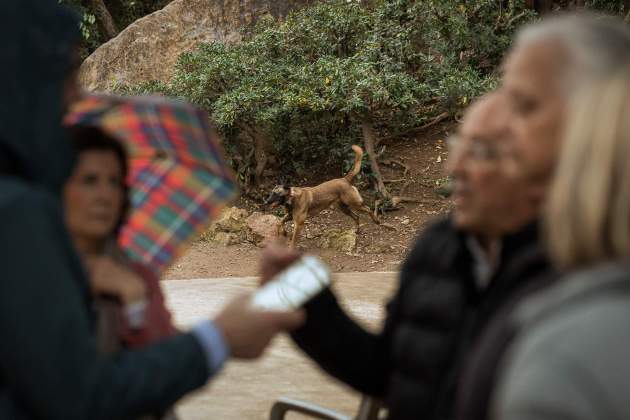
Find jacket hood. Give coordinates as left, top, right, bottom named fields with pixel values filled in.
left=0, top=0, right=80, bottom=194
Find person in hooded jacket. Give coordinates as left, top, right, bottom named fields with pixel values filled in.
left=0, top=1, right=303, bottom=419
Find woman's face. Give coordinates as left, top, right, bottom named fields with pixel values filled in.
left=64, top=150, right=125, bottom=246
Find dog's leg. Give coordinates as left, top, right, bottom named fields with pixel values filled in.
left=290, top=216, right=306, bottom=249
left=338, top=203, right=361, bottom=231
left=278, top=213, right=291, bottom=237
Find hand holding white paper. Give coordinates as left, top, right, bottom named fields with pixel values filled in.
left=251, top=255, right=331, bottom=311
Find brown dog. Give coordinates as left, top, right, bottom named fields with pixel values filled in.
left=265, top=145, right=380, bottom=248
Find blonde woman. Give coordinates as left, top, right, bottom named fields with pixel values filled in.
left=492, top=69, right=630, bottom=420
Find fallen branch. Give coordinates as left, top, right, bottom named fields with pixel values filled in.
left=381, top=159, right=410, bottom=177
left=379, top=112, right=450, bottom=142
left=391, top=196, right=433, bottom=206
left=374, top=194, right=434, bottom=217
left=380, top=223, right=398, bottom=231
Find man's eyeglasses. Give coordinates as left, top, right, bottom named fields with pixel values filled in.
left=446, top=135, right=514, bottom=162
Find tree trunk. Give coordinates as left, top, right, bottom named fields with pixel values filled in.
left=238, top=123, right=272, bottom=187
left=536, top=0, right=553, bottom=14
left=253, top=129, right=269, bottom=187
left=90, top=0, right=119, bottom=40
left=361, top=120, right=390, bottom=199
left=525, top=0, right=552, bottom=13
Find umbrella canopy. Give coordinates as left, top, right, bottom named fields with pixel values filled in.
left=65, top=94, right=238, bottom=275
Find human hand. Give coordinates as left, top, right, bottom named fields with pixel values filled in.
left=259, top=242, right=301, bottom=285
left=86, top=256, right=147, bottom=304
left=213, top=294, right=305, bottom=359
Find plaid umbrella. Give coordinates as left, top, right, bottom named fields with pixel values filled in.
left=65, top=94, right=238, bottom=275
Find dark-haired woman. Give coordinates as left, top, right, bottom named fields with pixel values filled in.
left=64, top=126, right=177, bottom=368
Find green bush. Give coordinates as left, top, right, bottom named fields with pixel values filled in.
left=121, top=0, right=536, bottom=193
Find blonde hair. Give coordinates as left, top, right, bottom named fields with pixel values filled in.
left=546, top=69, right=630, bottom=268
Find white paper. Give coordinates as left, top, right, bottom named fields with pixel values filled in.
left=251, top=256, right=331, bottom=311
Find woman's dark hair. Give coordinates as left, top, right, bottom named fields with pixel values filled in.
left=66, top=125, right=130, bottom=234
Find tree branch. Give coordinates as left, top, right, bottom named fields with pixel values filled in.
left=379, top=112, right=450, bottom=142
left=90, top=0, right=119, bottom=40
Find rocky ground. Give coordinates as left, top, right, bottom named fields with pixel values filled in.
left=166, top=123, right=454, bottom=279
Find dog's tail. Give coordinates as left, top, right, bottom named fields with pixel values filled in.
left=344, top=145, right=363, bottom=182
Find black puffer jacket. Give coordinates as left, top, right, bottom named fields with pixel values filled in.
left=292, top=217, right=550, bottom=420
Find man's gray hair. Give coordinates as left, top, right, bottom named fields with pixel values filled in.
left=515, top=14, right=630, bottom=94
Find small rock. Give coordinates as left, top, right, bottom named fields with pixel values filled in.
left=364, top=243, right=391, bottom=254
left=213, top=207, right=249, bottom=233
left=209, top=232, right=241, bottom=246
left=319, top=229, right=357, bottom=252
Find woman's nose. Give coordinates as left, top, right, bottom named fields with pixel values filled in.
left=94, top=182, right=117, bottom=204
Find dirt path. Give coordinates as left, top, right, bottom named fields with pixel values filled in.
left=164, top=272, right=398, bottom=419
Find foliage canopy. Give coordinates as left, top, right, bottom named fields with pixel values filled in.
left=123, top=0, right=538, bottom=192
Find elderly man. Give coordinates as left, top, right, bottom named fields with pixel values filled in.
left=455, top=14, right=630, bottom=420
left=261, top=92, right=547, bottom=420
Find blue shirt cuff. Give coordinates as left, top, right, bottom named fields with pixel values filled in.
left=191, top=320, right=229, bottom=375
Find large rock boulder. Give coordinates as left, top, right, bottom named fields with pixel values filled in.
left=200, top=207, right=282, bottom=246
left=200, top=206, right=248, bottom=245
left=79, top=0, right=314, bottom=91
left=245, top=212, right=282, bottom=246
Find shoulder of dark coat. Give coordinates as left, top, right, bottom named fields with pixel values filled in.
left=0, top=177, right=67, bottom=246
left=401, top=216, right=464, bottom=274
left=0, top=177, right=59, bottom=214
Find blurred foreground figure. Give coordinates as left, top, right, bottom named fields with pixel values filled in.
left=494, top=67, right=630, bottom=420
left=260, top=92, right=548, bottom=420
left=455, top=14, right=630, bottom=420
left=0, top=1, right=302, bottom=419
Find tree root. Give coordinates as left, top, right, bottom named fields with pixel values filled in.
left=381, top=159, right=409, bottom=177
left=380, top=222, right=398, bottom=231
